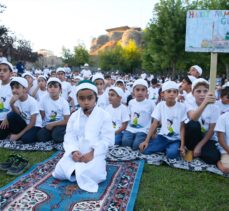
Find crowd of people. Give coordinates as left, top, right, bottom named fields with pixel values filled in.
left=0, top=58, right=229, bottom=192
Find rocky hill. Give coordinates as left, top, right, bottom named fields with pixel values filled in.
left=90, top=26, right=143, bottom=55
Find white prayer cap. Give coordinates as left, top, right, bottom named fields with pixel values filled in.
left=38, top=75, right=48, bottom=81
left=140, top=73, right=147, bottom=79
left=222, top=82, right=229, bottom=89
left=187, top=75, right=197, bottom=83
left=47, top=77, right=62, bottom=86
left=83, top=71, right=92, bottom=79
left=0, top=61, right=13, bottom=72
left=10, top=77, right=28, bottom=88
left=109, top=87, right=124, bottom=98
left=192, top=78, right=209, bottom=91
left=133, top=79, right=148, bottom=89
left=92, top=73, right=104, bottom=82
left=84, top=63, right=89, bottom=67
left=191, top=65, right=202, bottom=76
left=22, top=72, right=35, bottom=80
left=12, top=67, right=18, bottom=73
left=162, top=81, right=179, bottom=92
left=76, top=80, right=98, bottom=95
left=56, top=67, right=65, bottom=73
left=115, top=79, right=125, bottom=85
left=74, top=75, right=83, bottom=80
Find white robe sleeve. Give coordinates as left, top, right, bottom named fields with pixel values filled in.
left=91, top=112, right=114, bottom=157
left=63, top=112, right=80, bottom=156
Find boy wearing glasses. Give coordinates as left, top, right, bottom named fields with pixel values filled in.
left=140, top=81, right=186, bottom=159
left=52, top=80, right=114, bottom=192
left=121, top=79, right=155, bottom=150
left=37, top=78, right=70, bottom=143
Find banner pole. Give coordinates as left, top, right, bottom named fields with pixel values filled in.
left=209, top=53, right=217, bottom=93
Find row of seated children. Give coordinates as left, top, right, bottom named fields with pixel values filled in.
left=0, top=61, right=229, bottom=175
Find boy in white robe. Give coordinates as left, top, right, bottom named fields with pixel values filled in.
left=52, top=80, right=114, bottom=193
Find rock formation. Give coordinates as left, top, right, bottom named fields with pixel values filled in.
left=90, top=26, right=143, bottom=55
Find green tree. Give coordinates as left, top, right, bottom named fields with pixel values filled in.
left=98, top=41, right=142, bottom=73
left=98, top=45, right=124, bottom=71
left=143, top=0, right=187, bottom=76
left=62, top=45, right=89, bottom=67
left=122, top=40, right=142, bottom=73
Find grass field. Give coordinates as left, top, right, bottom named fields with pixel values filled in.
left=0, top=148, right=228, bottom=210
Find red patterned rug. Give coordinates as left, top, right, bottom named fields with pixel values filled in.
left=0, top=152, right=144, bottom=210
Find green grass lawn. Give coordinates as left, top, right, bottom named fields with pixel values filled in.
left=0, top=148, right=228, bottom=210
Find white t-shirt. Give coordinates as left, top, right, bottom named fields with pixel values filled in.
left=0, top=83, right=12, bottom=121
left=215, top=100, right=229, bottom=115
left=35, top=89, right=48, bottom=102
left=186, top=102, right=220, bottom=140
left=61, top=81, right=72, bottom=101
left=28, top=80, right=38, bottom=96
left=69, top=88, right=78, bottom=107
left=148, top=87, right=159, bottom=103
left=105, top=104, right=130, bottom=131
left=15, top=95, right=42, bottom=127
left=184, top=92, right=195, bottom=107
left=97, top=92, right=109, bottom=110
left=152, top=101, right=186, bottom=140
left=126, top=99, right=155, bottom=134
left=214, top=112, right=229, bottom=154
left=39, top=95, right=70, bottom=125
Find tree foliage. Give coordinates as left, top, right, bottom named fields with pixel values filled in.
left=98, top=40, right=142, bottom=73
left=142, top=0, right=187, bottom=76
left=62, top=44, right=89, bottom=67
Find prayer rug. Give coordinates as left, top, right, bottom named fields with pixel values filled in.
left=0, top=139, right=228, bottom=177
left=107, top=146, right=229, bottom=178
left=0, top=151, right=144, bottom=210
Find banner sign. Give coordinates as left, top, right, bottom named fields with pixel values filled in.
left=185, top=10, right=229, bottom=53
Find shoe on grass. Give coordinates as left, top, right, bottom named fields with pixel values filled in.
left=7, top=157, right=29, bottom=176
left=0, top=154, right=21, bottom=171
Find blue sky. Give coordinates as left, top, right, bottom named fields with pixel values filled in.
left=0, top=0, right=158, bottom=56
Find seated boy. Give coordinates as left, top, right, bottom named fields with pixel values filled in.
left=185, top=78, right=221, bottom=165
left=214, top=112, right=229, bottom=173
left=106, top=87, right=130, bottom=145
left=37, top=78, right=70, bottom=143
left=140, top=81, right=186, bottom=159
left=0, top=77, right=42, bottom=143
left=52, top=80, right=114, bottom=192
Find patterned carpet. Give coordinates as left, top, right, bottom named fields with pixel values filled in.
left=0, top=151, right=144, bottom=210
left=0, top=139, right=228, bottom=177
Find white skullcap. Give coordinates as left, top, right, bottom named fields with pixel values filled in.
left=10, top=77, right=28, bottom=88
left=115, top=79, right=125, bottom=85
left=162, top=81, right=179, bottom=92
left=22, top=72, right=35, bottom=80
left=109, top=87, right=124, bottom=98
left=83, top=71, right=92, bottom=79
left=13, top=67, right=18, bottom=73
left=191, top=65, right=202, bottom=76
left=38, top=75, right=47, bottom=81
left=92, top=73, right=104, bottom=82
left=192, top=78, right=209, bottom=90
left=47, top=77, right=62, bottom=86
left=187, top=75, right=197, bottom=83
left=222, top=82, right=229, bottom=89
left=56, top=67, right=66, bottom=73
left=133, top=79, right=148, bottom=89
left=0, top=61, right=13, bottom=72
left=76, top=80, right=98, bottom=95
left=73, top=75, right=83, bottom=80
left=84, top=63, right=89, bottom=67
